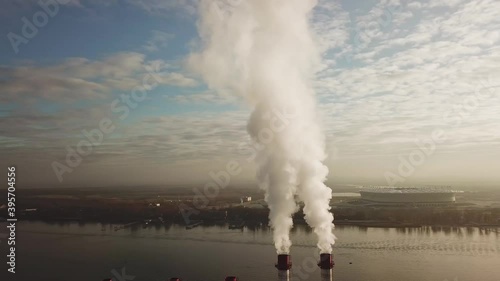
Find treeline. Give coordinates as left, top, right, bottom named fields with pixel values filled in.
left=2, top=198, right=500, bottom=227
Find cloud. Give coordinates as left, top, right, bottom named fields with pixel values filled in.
left=169, top=90, right=239, bottom=104
left=157, top=72, right=198, bottom=87
left=143, top=30, right=175, bottom=52
left=306, top=0, right=500, bottom=186
left=0, top=0, right=111, bottom=19
left=0, top=52, right=197, bottom=104
left=0, top=51, right=202, bottom=186
left=2, top=0, right=500, bottom=187
left=0, top=106, right=253, bottom=187
left=125, top=0, right=198, bottom=17
left=312, top=0, right=350, bottom=53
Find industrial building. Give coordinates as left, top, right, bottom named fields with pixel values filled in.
left=359, top=187, right=456, bottom=203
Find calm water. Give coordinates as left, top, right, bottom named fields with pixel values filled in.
left=2, top=222, right=499, bottom=281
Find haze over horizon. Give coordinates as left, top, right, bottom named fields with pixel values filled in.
left=1, top=0, right=499, bottom=189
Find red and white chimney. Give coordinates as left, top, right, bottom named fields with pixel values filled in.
left=318, top=253, right=334, bottom=281
left=275, top=254, right=292, bottom=281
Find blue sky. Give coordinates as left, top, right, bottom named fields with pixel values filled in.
left=1, top=0, right=500, bottom=188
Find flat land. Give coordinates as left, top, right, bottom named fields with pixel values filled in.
left=1, top=185, right=499, bottom=228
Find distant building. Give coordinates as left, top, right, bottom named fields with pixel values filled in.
left=240, top=196, right=252, bottom=203
left=359, top=187, right=456, bottom=203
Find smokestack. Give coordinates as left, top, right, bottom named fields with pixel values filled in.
left=275, top=254, right=292, bottom=281
left=318, top=253, right=334, bottom=281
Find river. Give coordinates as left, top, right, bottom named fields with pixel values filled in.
left=2, top=221, right=499, bottom=281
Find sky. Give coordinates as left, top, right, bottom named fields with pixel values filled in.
left=1, top=0, right=499, bottom=189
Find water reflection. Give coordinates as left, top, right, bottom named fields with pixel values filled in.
left=16, top=221, right=500, bottom=254
left=467, top=227, right=475, bottom=236
left=9, top=221, right=500, bottom=281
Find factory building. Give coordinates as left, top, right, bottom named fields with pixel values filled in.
left=360, top=187, right=456, bottom=203
left=240, top=196, right=252, bottom=203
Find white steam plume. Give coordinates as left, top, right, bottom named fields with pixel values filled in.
left=188, top=0, right=336, bottom=253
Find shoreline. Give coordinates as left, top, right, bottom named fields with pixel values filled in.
left=6, top=218, right=500, bottom=229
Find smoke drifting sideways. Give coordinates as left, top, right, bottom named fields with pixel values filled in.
left=188, top=0, right=336, bottom=254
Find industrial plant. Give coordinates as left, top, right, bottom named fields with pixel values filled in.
left=359, top=187, right=458, bottom=204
